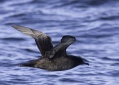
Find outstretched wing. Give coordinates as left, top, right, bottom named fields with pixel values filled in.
left=12, top=25, right=53, bottom=57
left=49, top=35, right=76, bottom=59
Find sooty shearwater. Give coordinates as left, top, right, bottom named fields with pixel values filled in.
left=12, top=25, right=89, bottom=71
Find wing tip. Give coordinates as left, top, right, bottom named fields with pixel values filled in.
left=61, top=35, right=76, bottom=43
left=12, top=25, right=22, bottom=29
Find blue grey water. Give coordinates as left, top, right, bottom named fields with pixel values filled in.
left=0, top=0, right=119, bottom=85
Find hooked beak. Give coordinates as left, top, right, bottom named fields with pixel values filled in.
left=84, top=62, right=89, bottom=65
left=82, top=59, right=89, bottom=65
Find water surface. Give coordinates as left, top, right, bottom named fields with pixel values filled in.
left=0, top=0, right=119, bottom=85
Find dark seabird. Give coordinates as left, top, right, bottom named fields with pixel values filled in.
left=12, top=25, right=89, bottom=71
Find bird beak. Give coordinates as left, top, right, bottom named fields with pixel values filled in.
left=84, top=62, right=89, bottom=65
left=82, top=58, right=89, bottom=65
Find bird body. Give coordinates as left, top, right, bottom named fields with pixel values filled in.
left=12, top=25, right=89, bottom=71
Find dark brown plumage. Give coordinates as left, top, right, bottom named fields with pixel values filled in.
left=12, top=25, right=89, bottom=71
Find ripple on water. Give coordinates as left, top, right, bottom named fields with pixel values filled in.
left=0, top=0, right=119, bottom=85
left=0, top=37, right=26, bottom=41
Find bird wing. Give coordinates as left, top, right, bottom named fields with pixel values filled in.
left=12, top=25, right=53, bottom=57
left=49, top=35, right=76, bottom=59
